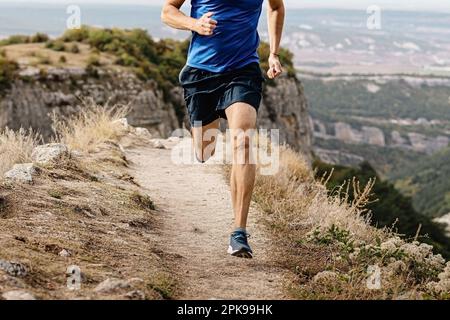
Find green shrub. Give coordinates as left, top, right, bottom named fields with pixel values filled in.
left=91, top=47, right=101, bottom=55
left=30, top=32, right=49, bottom=43
left=103, top=38, right=122, bottom=53
left=60, top=26, right=90, bottom=42
left=130, top=191, right=156, bottom=210
left=0, top=35, right=30, bottom=46
left=46, top=40, right=66, bottom=52
left=0, top=32, right=46, bottom=45
left=115, top=52, right=138, bottom=67
left=87, top=54, right=101, bottom=67
left=37, top=54, right=51, bottom=65
left=59, top=55, right=67, bottom=63
left=87, top=28, right=114, bottom=50
left=70, top=43, right=80, bottom=53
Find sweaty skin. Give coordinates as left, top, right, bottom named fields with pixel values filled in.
left=161, top=0, right=285, bottom=230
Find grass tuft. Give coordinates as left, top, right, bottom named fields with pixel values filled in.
left=0, top=127, right=41, bottom=176
left=51, top=99, right=130, bottom=152
left=130, top=191, right=156, bottom=211
left=148, top=273, right=177, bottom=300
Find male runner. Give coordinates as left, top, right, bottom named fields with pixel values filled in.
left=162, top=0, right=285, bottom=258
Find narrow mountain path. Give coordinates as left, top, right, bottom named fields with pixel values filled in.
left=126, top=138, right=286, bottom=300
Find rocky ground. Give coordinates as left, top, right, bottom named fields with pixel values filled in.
left=0, top=126, right=177, bottom=300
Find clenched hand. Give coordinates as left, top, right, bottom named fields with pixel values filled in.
left=193, top=12, right=217, bottom=36
left=267, top=53, right=283, bottom=79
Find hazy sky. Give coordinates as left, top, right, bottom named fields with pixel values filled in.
left=4, top=0, right=450, bottom=12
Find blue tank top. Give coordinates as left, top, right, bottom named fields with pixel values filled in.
left=187, top=0, right=263, bottom=73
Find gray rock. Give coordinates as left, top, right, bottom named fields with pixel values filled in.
left=2, top=290, right=36, bottom=300
left=31, top=143, right=69, bottom=165
left=312, top=271, right=339, bottom=283
left=0, top=260, right=28, bottom=277
left=71, top=150, right=84, bottom=158
left=18, top=67, right=40, bottom=78
left=125, top=290, right=146, bottom=300
left=94, top=278, right=131, bottom=294
left=4, top=163, right=36, bottom=183
left=135, top=127, right=152, bottom=138
left=167, top=136, right=181, bottom=143
left=151, top=139, right=166, bottom=149
left=58, top=249, right=71, bottom=257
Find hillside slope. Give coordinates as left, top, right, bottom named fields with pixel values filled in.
left=303, top=75, right=450, bottom=217
left=0, top=110, right=176, bottom=299
left=393, top=146, right=450, bottom=218
left=314, top=161, right=450, bottom=258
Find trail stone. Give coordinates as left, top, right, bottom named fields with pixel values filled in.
left=313, top=271, right=339, bottom=283
left=94, top=278, right=130, bottom=294
left=71, top=150, right=84, bottom=158
left=114, top=118, right=130, bottom=131
left=0, top=260, right=28, bottom=277
left=59, top=249, right=71, bottom=257
left=125, top=290, right=145, bottom=300
left=167, top=136, right=181, bottom=143
left=18, top=67, right=40, bottom=78
left=135, top=127, right=152, bottom=138
left=2, top=290, right=36, bottom=300
left=32, top=143, right=69, bottom=165
left=4, top=164, right=36, bottom=183
left=150, top=139, right=165, bottom=149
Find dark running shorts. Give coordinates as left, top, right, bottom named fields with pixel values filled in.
left=179, top=62, right=265, bottom=127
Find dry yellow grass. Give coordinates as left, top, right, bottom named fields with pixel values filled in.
left=52, top=100, right=130, bottom=152
left=255, top=146, right=383, bottom=242
left=0, top=140, right=172, bottom=299
left=252, top=145, right=449, bottom=299
left=0, top=127, right=40, bottom=176
left=0, top=104, right=176, bottom=300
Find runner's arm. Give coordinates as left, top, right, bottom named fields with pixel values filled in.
left=267, top=0, right=285, bottom=79
left=161, top=0, right=217, bottom=36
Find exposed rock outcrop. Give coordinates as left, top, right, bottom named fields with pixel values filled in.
left=0, top=69, right=179, bottom=140
left=1, top=68, right=313, bottom=158
left=260, top=77, right=313, bottom=160
left=312, top=118, right=449, bottom=154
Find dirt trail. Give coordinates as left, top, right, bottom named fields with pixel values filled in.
left=126, top=139, right=286, bottom=300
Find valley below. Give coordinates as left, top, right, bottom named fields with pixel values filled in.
left=302, top=72, right=450, bottom=222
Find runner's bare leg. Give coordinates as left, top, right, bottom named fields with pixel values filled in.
left=225, top=103, right=257, bottom=229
